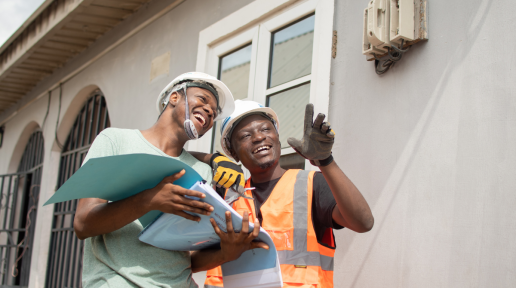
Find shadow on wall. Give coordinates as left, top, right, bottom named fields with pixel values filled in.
left=8, top=121, right=40, bottom=173
left=329, top=0, right=495, bottom=286
left=54, top=84, right=100, bottom=152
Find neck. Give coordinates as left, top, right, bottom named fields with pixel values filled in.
left=140, top=110, right=189, bottom=157
left=250, top=161, right=286, bottom=184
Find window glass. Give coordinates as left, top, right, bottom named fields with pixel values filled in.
left=211, top=122, right=223, bottom=154
left=269, top=14, right=315, bottom=88
left=212, top=44, right=252, bottom=154
left=279, top=153, right=305, bottom=169
left=219, top=44, right=252, bottom=100
left=267, top=83, right=310, bottom=148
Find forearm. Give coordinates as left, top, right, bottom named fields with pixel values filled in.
left=188, top=151, right=213, bottom=165
left=190, top=249, right=227, bottom=273
left=74, top=191, right=150, bottom=239
left=319, top=161, right=374, bottom=232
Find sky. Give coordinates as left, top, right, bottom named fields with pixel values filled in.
left=0, top=0, right=46, bottom=47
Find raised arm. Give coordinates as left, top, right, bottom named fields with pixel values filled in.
left=287, top=104, right=374, bottom=233
left=74, top=170, right=214, bottom=239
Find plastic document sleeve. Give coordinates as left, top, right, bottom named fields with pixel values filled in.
left=138, top=181, right=283, bottom=288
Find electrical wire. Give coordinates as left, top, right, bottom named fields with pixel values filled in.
left=41, top=91, right=51, bottom=131
left=373, top=39, right=410, bottom=75
left=54, top=84, right=64, bottom=150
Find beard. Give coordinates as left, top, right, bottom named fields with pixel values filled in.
left=259, top=159, right=275, bottom=170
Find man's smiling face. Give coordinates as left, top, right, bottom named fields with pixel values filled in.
left=172, top=87, right=218, bottom=137
left=229, top=114, right=281, bottom=172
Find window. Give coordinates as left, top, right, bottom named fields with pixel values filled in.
left=193, top=0, right=334, bottom=171
left=0, top=130, right=44, bottom=286
left=45, top=91, right=110, bottom=288
left=212, top=44, right=253, bottom=154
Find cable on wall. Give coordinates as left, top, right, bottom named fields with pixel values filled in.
left=373, top=39, right=410, bottom=75
left=54, top=83, right=64, bottom=150
left=41, top=91, right=51, bottom=131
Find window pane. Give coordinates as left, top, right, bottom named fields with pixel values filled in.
left=269, top=14, right=315, bottom=88
left=267, top=83, right=310, bottom=149
left=213, top=44, right=253, bottom=153
left=280, top=153, right=305, bottom=170
left=219, top=44, right=252, bottom=100
left=211, top=121, right=223, bottom=154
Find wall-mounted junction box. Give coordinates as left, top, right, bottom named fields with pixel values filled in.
left=390, top=0, right=414, bottom=43
left=362, top=0, right=427, bottom=61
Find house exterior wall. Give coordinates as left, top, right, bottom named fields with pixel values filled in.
left=330, top=0, right=516, bottom=287
left=0, top=0, right=253, bottom=287
left=0, top=0, right=515, bottom=287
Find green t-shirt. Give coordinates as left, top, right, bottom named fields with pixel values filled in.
left=81, top=128, right=212, bottom=288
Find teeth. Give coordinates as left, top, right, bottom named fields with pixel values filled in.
left=194, top=113, right=206, bottom=126
left=253, top=146, right=271, bottom=153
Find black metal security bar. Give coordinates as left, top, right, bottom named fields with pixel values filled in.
left=0, top=130, right=44, bottom=287
left=45, top=91, right=110, bottom=288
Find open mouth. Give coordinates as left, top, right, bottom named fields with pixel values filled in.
left=253, top=145, right=272, bottom=154
left=193, top=112, right=207, bottom=128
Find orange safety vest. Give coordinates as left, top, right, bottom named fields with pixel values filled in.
left=204, top=170, right=336, bottom=288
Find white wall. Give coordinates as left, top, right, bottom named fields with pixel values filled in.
left=330, top=0, right=516, bottom=287
left=0, top=0, right=253, bottom=287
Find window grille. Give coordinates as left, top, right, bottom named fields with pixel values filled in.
left=45, top=91, right=110, bottom=288
left=0, top=130, right=44, bottom=287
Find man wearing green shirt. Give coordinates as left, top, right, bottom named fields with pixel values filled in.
left=74, top=72, right=264, bottom=288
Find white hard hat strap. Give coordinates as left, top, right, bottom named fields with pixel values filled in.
left=183, top=85, right=199, bottom=140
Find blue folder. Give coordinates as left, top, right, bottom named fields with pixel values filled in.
left=44, top=153, right=203, bottom=227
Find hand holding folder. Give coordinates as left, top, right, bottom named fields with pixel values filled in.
left=45, top=154, right=283, bottom=287
left=210, top=210, right=270, bottom=262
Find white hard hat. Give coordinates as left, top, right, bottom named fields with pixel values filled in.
left=156, top=72, right=235, bottom=120
left=220, top=100, right=279, bottom=157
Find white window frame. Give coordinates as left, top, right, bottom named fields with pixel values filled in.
left=191, top=0, right=334, bottom=170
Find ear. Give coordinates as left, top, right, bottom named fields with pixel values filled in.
left=229, top=147, right=240, bottom=163
left=168, top=91, right=181, bottom=107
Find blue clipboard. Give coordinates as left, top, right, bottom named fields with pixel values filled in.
left=44, top=153, right=204, bottom=227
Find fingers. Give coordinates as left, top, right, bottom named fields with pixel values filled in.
left=251, top=218, right=260, bottom=238
left=218, top=171, right=232, bottom=188
left=303, top=103, right=314, bottom=131
left=320, top=122, right=335, bottom=138
left=250, top=241, right=269, bottom=250
left=225, top=211, right=234, bottom=234
left=174, top=202, right=212, bottom=216
left=287, top=137, right=303, bottom=152
left=176, top=210, right=201, bottom=222
left=232, top=174, right=244, bottom=193
left=174, top=187, right=206, bottom=199
left=313, top=113, right=326, bottom=129
left=179, top=197, right=213, bottom=211
left=163, top=169, right=185, bottom=183
left=241, top=210, right=249, bottom=234
left=210, top=218, right=222, bottom=235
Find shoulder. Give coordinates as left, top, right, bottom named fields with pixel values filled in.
left=180, top=150, right=212, bottom=180
left=98, top=127, right=139, bottom=142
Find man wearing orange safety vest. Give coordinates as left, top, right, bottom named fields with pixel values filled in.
left=192, top=100, right=374, bottom=287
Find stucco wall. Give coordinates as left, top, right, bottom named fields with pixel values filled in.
left=0, top=0, right=253, bottom=287
left=330, top=0, right=516, bottom=287
left=1, top=0, right=515, bottom=287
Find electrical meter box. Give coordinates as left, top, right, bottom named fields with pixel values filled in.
left=362, top=0, right=427, bottom=60
left=390, top=0, right=415, bottom=43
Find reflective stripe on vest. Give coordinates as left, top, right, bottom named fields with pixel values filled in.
left=276, top=170, right=334, bottom=271
left=204, top=169, right=335, bottom=287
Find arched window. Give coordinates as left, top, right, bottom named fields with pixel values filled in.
left=45, top=90, right=110, bottom=288
left=0, top=130, right=44, bottom=286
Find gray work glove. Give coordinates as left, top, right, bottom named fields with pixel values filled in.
left=287, top=103, right=335, bottom=166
